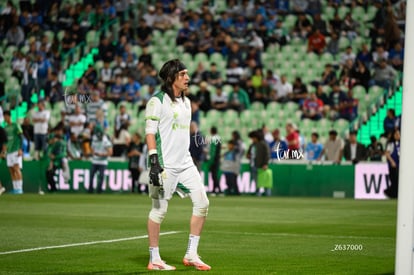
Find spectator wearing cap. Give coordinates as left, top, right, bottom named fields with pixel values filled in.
left=143, top=5, right=156, bottom=27
left=369, top=58, right=397, bottom=89
left=343, top=131, right=367, bottom=164
left=319, top=130, right=343, bottom=163
left=196, top=82, right=212, bottom=113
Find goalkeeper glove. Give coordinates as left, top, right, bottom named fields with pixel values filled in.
left=149, top=153, right=163, bottom=186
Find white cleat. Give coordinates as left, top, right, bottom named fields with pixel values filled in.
left=147, top=260, right=176, bottom=271
left=0, top=187, right=5, bottom=195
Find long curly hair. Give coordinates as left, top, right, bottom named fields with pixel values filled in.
left=158, top=59, right=187, bottom=102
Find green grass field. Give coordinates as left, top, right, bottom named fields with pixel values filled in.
left=0, top=194, right=396, bottom=274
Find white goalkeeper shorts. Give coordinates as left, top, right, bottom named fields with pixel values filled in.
left=159, top=165, right=207, bottom=201
left=7, top=151, right=22, bottom=169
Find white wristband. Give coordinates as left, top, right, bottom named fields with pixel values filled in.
left=149, top=149, right=157, bottom=155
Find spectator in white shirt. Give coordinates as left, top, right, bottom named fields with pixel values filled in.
left=340, top=46, right=356, bottom=66
left=211, top=86, right=228, bottom=111
left=276, top=75, right=293, bottom=103
left=68, top=105, right=86, bottom=138
left=32, top=101, right=50, bottom=159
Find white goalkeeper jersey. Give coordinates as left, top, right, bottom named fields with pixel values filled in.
left=145, top=92, right=194, bottom=169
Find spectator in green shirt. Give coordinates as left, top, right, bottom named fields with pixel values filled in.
left=228, top=83, right=251, bottom=112
left=46, top=131, right=67, bottom=192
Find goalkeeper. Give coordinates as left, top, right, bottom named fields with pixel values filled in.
left=144, top=59, right=210, bottom=271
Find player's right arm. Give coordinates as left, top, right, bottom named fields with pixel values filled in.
left=145, top=96, right=163, bottom=186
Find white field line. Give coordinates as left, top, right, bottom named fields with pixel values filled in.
left=0, top=231, right=180, bottom=256
left=208, top=231, right=394, bottom=240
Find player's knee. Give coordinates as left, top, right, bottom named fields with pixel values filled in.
left=193, top=196, right=209, bottom=217
left=148, top=202, right=168, bottom=224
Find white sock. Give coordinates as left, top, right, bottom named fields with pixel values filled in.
left=186, top=234, right=200, bottom=257
left=12, top=181, right=18, bottom=190
left=149, top=247, right=161, bottom=262
left=17, top=180, right=23, bottom=190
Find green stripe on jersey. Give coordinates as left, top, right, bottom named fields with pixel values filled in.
left=155, top=130, right=164, bottom=167
left=145, top=116, right=160, bottom=121
left=154, top=91, right=165, bottom=103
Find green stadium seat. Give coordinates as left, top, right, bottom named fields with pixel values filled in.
left=323, top=6, right=336, bottom=20
left=337, top=6, right=350, bottom=18
left=266, top=101, right=282, bottom=115
left=320, top=52, right=334, bottom=64
left=195, top=52, right=209, bottom=64
left=284, top=102, right=299, bottom=115
left=316, top=118, right=332, bottom=129
left=250, top=101, right=265, bottom=111
left=366, top=6, right=378, bottom=21
left=333, top=118, right=350, bottom=131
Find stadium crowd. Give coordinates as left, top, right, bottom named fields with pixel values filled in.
left=0, top=0, right=406, bottom=194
